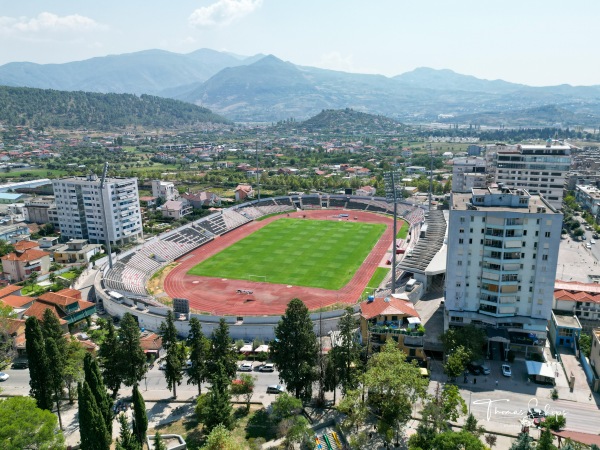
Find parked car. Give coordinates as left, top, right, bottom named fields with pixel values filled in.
left=258, top=363, right=275, bottom=372
left=266, top=384, right=285, bottom=394
left=528, top=408, right=546, bottom=419
left=586, top=243, right=592, bottom=249
left=11, top=361, right=28, bottom=369
left=591, top=239, right=596, bottom=245
left=501, top=364, right=512, bottom=377
left=468, top=361, right=490, bottom=376
left=238, top=362, right=253, bottom=372
left=0, top=372, right=9, bottom=381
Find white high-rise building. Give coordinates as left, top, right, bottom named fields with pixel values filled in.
left=445, top=186, right=563, bottom=348
left=494, top=142, right=571, bottom=209
left=52, top=175, right=143, bottom=246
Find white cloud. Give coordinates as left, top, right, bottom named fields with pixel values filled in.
left=189, top=0, right=263, bottom=27
left=0, top=12, right=105, bottom=34
left=316, top=52, right=355, bottom=73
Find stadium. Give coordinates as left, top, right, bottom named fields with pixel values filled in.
left=94, top=194, right=425, bottom=338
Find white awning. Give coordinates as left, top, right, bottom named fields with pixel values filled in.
left=254, top=344, right=269, bottom=353
left=239, top=344, right=253, bottom=353
left=407, top=317, right=421, bottom=325
left=525, top=361, right=556, bottom=379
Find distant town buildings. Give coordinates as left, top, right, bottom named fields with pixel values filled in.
left=52, top=174, right=143, bottom=246
left=445, top=186, right=562, bottom=354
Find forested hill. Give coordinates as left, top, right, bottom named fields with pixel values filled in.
left=297, top=108, right=404, bottom=133
left=0, top=86, right=230, bottom=129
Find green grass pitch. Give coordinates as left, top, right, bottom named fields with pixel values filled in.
left=187, top=218, right=386, bottom=290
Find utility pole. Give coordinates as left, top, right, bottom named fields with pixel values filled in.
left=255, top=141, right=261, bottom=201
left=428, top=143, right=434, bottom=210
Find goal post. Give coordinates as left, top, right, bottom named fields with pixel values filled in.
left=248, top=274, right=267, bottom=282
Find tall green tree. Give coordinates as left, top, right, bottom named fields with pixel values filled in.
left=209, top=319, right=237, bottom=381
left=132, top=384, right=148, bottom=445
left=0, top=304, right=16, bottom=370
left=364, top=340, right=428, bottom=443
left=432, top=430, right=487, bottom=450
left=0, top=396, right=64, bottom=450
left=440, top=325, right=486, bottom=361
left=272, top=298, right=318, bottom=400
left=45, top=338, right=64, bottom=430
left=98, top=320, right=124, bottom=397
left=153, top=431, right=167, bottom=450
left=231, top=373, right=255, bottom=412
left=443, top=345, right=471, bottom=380
left=63, top=338, right=87, bottom=403
left=164, top=341, right=186, bottom=398
left=203, top=362, right=233, bottom=432
left=509, top=433, right=535, bottom=450
left=159, top=310, right=179, bottom=352
left=77, top=381, right=111, bottom=450
left=538, top=427, right=557, bottom=450
left=421, top=382, right=467, bottom=434
left=115, top=413, right=142, bottom=450
left=118, top=313, right=147, bottom=387
left=25, top=317, right=52, bottom=411
left=41, top=308, right=67, bottom=355
left=84, top=353, right=113, bottom=435
left=330, top=307, right=361, bottom=395
left=187, top=317, right=209, bottom=395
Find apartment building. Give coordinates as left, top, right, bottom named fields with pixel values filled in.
left=52, top=174, right=143, bottom=246
left=494, top=142, right=571, bottom=209
left=575, top=184, right=600, bottom=218
left=451, top=157, right=487, bottom=193
left=445, top=186, right=563, bottom=351
left=151, top=180, right=178, bottom=202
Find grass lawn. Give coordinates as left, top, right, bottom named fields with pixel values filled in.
left=188, top=218, right=386, bottom=290
left=362, top=267, right=390, bottom=297
left=397, top=221, right=409, bottom=239
left=59, top=271, right=77, bottom=280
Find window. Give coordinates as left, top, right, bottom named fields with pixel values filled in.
left=460, top=217, right=465, bottom=223
left=545, top=232, right=551, bottom=238
left=542, top=255, right=548, bottom=261
left=459, top=228, right=464, bottom=234
left=457, top=261, right=463, bottom=266
left=459, top=238, right=464, bottom=244
left=469, top=238, right=472, bottom=244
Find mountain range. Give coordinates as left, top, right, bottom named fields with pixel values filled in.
left=2, top=48, right=600, bottom=125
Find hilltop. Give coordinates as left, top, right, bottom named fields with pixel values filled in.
left=0, top=86, right=230, bottom=129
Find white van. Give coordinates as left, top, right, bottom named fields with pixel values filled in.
left=405, top=279, right=417, bottom=291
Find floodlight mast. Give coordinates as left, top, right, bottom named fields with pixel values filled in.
left=99, top=162, right=113, bottom=269
left=384, top=171, right=401, bottom=294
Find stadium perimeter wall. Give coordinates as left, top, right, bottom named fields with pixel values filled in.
left=95, top=270, right=358, bottom=340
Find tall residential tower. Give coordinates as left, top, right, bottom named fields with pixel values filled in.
left=52, top=174, right=143, bottom=246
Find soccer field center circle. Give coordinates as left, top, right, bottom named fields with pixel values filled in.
left=163, top=209, right=400, bottom=316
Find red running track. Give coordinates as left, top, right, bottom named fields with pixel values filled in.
left=163, top=210, right=396, bottom=315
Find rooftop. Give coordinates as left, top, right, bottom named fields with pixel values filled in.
left=452, top=189, right=558, bottom=214
left=552, top=312, right=581, bottom=329
left=360, top=296, right=420, bottom=320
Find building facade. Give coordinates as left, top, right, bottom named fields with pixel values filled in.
left=495, top=142, right=571, bottom=209
left=52, top=175, right=143, bottom=246
left=151, top=180, right=178, bottom=202
left=575, top=184, right=600, bottom=219
left=23, top=197, right=56, bottom=224
left=451, top=157, right=487, bottom=193
left=445, top=187, right=563, bottom=351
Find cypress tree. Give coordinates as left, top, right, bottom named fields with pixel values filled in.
left=118, top=313, right=147, bottom=387
left=45, top=337, right=64, bottom=430
left=164, top=341, right=186, bottom=399
left=115, top=413, right=141, bottom=450
left=132, top=384, right=148, bottom=444
left=78, top=381, right=111, bottom=450
left=158, top=310, right=178, bottom=352
left=187, top=317, right=208, bottom=395
left=209, top=319, right=236, bottom=381
left=84, top=353, right=113, bottom=435
left=203, top=362, right=233, bottom=432
left=25, top=317, right=52, bottom=411
left=41, top=308, right=67, bottom=355
left=99, top=320, right=124, bottom=398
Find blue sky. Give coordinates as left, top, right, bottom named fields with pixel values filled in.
left=0, top=0, right=598, bottom=86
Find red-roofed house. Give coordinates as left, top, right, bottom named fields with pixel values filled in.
left=360, top=296, right=426, bottom=362
left=0, top=295, right=35, bottom=315
left=235, top=184, right=254, bottom=202
left=553, top=280, right=600, bottom=333
left=1, top=244, right=50, bottom=282
left=0, top=285, right=22, bottom=299
left=23, top=289, right=96, bottom=328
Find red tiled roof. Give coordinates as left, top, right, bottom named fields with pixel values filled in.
left=4, top=318, right=25, bottom=335
left=140, top=332, right=162, bottom=352
left=13, top=241, right=39, bottom=252
left=38, top=292, right=78, bottom=307
left=554, top=280, right=600, bottom=304
left=555, top=280, right=600, bottom=295
left=0, top=285, right=22, bottom=298
left=0, top=295, right=35, bottom=308
left=360, top=297, right=419, bottom=320
left=1, top=248, right=49, bottom=262
left=77, top=300, right=95, bottom=311
left=551, top=429, right=600, bottom=446
left=23, top=302, right=67, bottom=325
left=57, top=288, right=82, bottom=300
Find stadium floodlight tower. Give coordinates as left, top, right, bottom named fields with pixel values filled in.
left=99, top=162, right=114, bottom=269
left=384, top=170, right=403, bottom=293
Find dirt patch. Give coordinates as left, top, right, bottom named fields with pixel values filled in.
left=147, top=262, right=178, bottom=300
